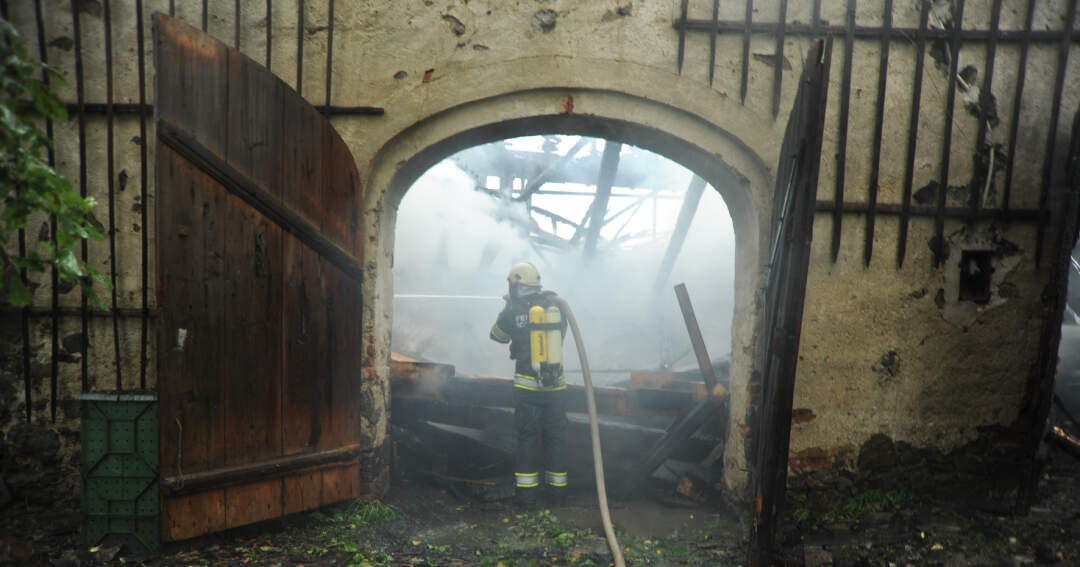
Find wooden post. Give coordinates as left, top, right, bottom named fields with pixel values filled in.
left=674, top=283, right=720, bottom=394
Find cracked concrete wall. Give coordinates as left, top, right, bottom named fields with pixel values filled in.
left=5, top=0, right=1079, bottom=505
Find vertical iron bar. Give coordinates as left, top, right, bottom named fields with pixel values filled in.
left=18, top=213, right=30, bottom=416
left=169, top=0, right=174, bottom=17
left=897, top=1, right=930, bottom=268
left=1002, top=0, right=1034, bottom=216
left=104, top=0, right=122, bottom=392
left=266, top=0, right=273, bottom=68
left=234, top=0, right=240, bottom=48
left=811, top=0, right=820, bottom=35
left=740, top=0, right=752, bottom=103
left=1033, top=0, right=1076, bottom=267
left=71, top=0, right=89, bottom=397
left=235, top=0, right=241, bottom=49
left=830, top=0, right=855, bottom=263
left=296, top=0, right=304, bottom=96
left=676, top=0, right=688, bottom=74
left=865, top=0, right=891, bottom=267
left=34, top=0, right=57, bottom=424
left=932, top=0, right=965, bottom=269
left=771, top=0, right=787, bottom=119
left=136, top=0, right=149, bottom=390
left=1, top=0, right=29, bottom=424
left=201, top=0, right=207, bottom=32
left=325, top=0, right=334, bottom=107
left=970, top=0, right=1001, bottom=214
left=709, top=0, right=719, bottom=86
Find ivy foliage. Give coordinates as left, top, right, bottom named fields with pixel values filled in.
left=0, top=16, right=108, bottom=308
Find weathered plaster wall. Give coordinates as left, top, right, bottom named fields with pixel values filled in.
left=4, top=0, right=1078, bottom=508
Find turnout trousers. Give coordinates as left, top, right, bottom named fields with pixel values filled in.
left=513, top=388, right=568, bottom=504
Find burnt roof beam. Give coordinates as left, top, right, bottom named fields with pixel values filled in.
left=583, top=141, right=623, bottom=259
left=653, top=175, right=707, bottom=293
left=516, top=137, right=590, bottom=202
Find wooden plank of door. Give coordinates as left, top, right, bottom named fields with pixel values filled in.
left=282, top=470, right=322, bottom=516
left=222, top=195, right=283, bottom=465
left=320, top=462, right=361, bottom=505
left=154, top=15, right=227, bottom=158
left=319, top=123, right=362, bottom=254
left=282, top=235, right=319, bottom=454
left=225, top=47, right=284, bottom=197
left=225, top=479, right=283, bottom=529
left=280, top=103, right=326, bottom=231
left=337, top=267, right=364, bottom=446
left=157, top=145, right=226, bottom=476
left=163, top=489, right=225, bottom=543
left=322, top=258, right=347, bottom=448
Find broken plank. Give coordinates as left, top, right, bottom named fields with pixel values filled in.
left=390, top=397, right=717, bottom=466
left=623, top=396, right=729, bottom=491
left=391, top=366, right=699, bottom=418
left=674, top=282, right=721, bottom=394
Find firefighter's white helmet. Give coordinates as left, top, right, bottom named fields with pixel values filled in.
left=507, top=262, right=541, bottom=292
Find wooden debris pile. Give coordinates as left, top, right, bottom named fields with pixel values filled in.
left=389, top=352, right=730, bottom=506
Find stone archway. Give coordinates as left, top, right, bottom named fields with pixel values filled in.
left=361, top=88, right=774, bottom=494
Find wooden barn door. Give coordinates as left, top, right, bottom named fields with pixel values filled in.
left=153, top=14, right=368, bottom=542
left=747, top=38, right=832, bottom=566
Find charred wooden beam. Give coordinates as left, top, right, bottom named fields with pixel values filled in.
left=516, top=137, right=589, bottom=202
left=530, top=205, right=581, bottom=231
left=390, top=359, right=704, bottom=418
left=391, top=397, right=715, bottom=461
left=583, top=141, right=622, bottom=258
left=392, top=400, right=718, bottom=486
left=653, top=176, right=706, bottom=293
left=673, top=283, right=721, bottom=394
left=622, top=395, right=729, bottom=491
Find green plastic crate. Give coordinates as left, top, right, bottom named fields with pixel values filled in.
left=80, top=391, right=159, bottom=554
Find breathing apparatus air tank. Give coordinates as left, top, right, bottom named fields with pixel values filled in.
left=545, top=305, right=562, bottom=366
left=529, top=305, right=547, bottom=374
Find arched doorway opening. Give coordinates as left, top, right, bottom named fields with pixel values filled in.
left=370, top=110, right=769, bottom=498
left=389, top=132, right=746, bottom=542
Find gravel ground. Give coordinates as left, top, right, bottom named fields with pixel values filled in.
left=3, top=437, right=1078, bottom=566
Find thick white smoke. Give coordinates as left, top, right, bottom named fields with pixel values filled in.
left=392, top=139, right=735, bottom=386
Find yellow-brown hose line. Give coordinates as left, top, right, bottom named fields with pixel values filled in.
left=552, top=297, right=626, bottom=567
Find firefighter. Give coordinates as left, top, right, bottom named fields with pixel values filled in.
left=489, top=262, right=569, bottom=508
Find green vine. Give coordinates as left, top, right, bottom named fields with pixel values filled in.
left=0, top=16, right=108, bottom=308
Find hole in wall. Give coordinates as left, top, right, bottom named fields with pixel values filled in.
left=958, top=250, right=994, bottom=304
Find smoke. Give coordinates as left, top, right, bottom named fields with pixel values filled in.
left=392, top=138, right=736, bottom=386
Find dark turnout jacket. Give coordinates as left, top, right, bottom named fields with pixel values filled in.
left=489, top=290, right=568, bottom=391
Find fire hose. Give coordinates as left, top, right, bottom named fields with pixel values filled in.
left=552, top=297, right=626, bottom=567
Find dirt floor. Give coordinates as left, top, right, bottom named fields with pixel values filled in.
left=3, top=435, right=1080, bottom=566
